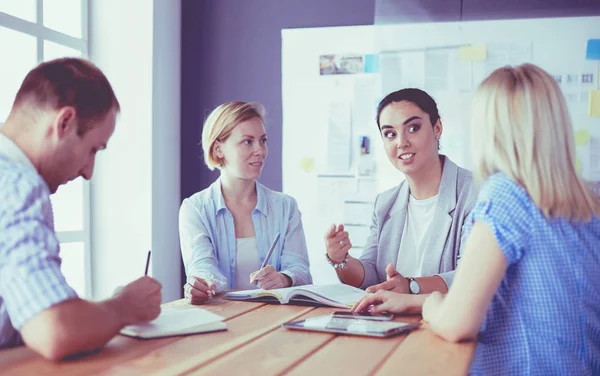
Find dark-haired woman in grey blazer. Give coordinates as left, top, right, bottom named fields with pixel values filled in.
left=324, top=88, right=478, bottom=313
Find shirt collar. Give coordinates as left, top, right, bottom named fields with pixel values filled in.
left=211, top=178, right=269, bottom=216
left=0, top=133, right=37, bottom=172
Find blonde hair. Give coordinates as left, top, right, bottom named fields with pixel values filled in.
left=471, top=63, right=600, bottom=221
left=201, top=101, right=265, bottom=170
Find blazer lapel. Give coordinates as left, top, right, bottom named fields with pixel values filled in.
left=420, top=157, right=458, bottom=275
left=378, top=182, right=410, bottom=273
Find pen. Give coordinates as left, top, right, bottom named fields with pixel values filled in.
left=144, top=250, right=151, bottom=276
left=253, top=232, right=281, bottom=286
left=261, top=232, right=281, bottom=269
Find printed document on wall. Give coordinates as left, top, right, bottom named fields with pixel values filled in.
left=590, top=137, right=600, bottom=180
left=380, top=53, right=403, bottom=96
left=424, top=50, right=450, bottom=92
left=484, top=42, right=532, bottom=76
left=400, top=51, right=425, bottom=89
left=326, top=102, right=352, bottom=173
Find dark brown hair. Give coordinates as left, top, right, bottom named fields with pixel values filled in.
left=376, top=88, right=440, bottom=129
left=12, top=57, right=120, bottom=136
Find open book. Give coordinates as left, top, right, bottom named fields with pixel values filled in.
left=120, top=307, right=227, bottom=339
left=223, top=284, right=367, bottom=308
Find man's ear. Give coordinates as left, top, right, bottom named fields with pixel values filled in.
left=54, top=107, right=77, bottom=140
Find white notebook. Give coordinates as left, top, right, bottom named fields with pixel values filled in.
left=224, top=284, right=367, bottom=308
left=120, top=307, right=227, bottom=339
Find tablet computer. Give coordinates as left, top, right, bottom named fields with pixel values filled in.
left=282, top=315, right=419, bottom=338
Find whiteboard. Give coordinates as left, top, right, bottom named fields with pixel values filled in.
left=282, top=17, right=600, bottom=284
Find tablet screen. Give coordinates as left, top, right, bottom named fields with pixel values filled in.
left=283, top=315, right=419, bottom=337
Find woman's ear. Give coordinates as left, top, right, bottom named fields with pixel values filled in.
left=434, top=119, right=443, bottom=139
left=213, top=140, right=224, bottom=159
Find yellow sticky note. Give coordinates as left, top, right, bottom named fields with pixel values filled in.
left=299, top=157, right=315, bottom=172
left=589, top=89, right=600, bottom=117
left=460, top=44, right=487, bottom=61
left=575, top=129, right=590, bottom=146
left=576, top=157, right=581, bottom=174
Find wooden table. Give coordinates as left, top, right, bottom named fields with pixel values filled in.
left=0, top=298, right=476, bottom=375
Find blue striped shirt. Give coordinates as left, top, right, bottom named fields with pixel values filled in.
left=179, top=178, right=312, bottom=291
left=0, top=134, right=78, bottom=349
left=466, top=173, right=600, bottom=375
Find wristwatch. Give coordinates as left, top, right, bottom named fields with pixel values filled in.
left=406, top=277, right=421, bottom=295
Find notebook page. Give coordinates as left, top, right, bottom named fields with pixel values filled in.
left=297, top=284, right=366, bottom=305
left=122, top=307, right=224, bottom=335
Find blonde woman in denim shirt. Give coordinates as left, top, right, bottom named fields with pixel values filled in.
left=355, top=64, right=600, bottom=375
left=180, top=101, right=312, bottom=304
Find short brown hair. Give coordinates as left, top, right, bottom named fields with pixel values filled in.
left=12, top=57, right=120, bottom=136
left=201, top=101, right=265, bottom=170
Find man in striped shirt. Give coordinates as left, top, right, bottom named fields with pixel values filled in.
left=0, top=58, right=162, bottom=360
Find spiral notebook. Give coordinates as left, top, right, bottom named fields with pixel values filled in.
left=120, top=307, right=227, bottom=339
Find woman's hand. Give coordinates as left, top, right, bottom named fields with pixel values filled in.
left=184, top=276, right=216, bottom=305
left=324, top=224, right=352, bottom=264
left=249, top=265, right=291, bottom=290
left=366, top=263, right=410, bottom=293
left=352, top=290, right=415, bottom=314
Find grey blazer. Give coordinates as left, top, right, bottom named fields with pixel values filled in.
left=359, top=156, right=478, bottom=289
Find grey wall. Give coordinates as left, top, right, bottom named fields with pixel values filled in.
left=179, top=0, right=600, bottom=291
left=375, top=0, right=600, bottom=23
left=181, top=0, right=376, bottom=200
left=181, top=0, right=600, bottom=201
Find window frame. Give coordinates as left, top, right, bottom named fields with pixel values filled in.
left=0, top=0, right=92, bottom=298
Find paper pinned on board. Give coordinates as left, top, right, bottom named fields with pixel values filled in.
left=586, top=39, right=600, bottom=60
left=589, top=90, right=600, bottom=117
left=299, top=157, right=316, bottom=172
left=590, top=137, right=600, bottom=181
left=459, top=44, right=487, bottom=61
left=575, top=129, right=591, bottom=146
left=326, top=102, right=353, bottom=173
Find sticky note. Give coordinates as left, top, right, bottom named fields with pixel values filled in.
left=575, top=129, right=590, bottom=146
left=364, top=54, right=380, bottom=73
left=589, top=90, right=600, bottom=117
left=576, top=157, right=581, bottom=174
left=299, top=157, right=315, bottom=172
left=586, top=39, right=600, bottom=60
left=460, top=45, right=487, bottom=61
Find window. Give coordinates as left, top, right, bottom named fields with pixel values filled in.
left=0, top=0, right=91, bottom=298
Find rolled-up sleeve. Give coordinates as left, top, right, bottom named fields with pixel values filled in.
left=279, top=198, right=312, bottom=286
left=0, top=179, right=78, bottom=332
left=179, top=199, right=229, bottom=292
left=359, top=196, right=381, bottom=289
left=434, top=222, right=465, bottom=288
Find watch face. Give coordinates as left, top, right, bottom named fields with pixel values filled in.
left=409, top=280, right=420, bottom=294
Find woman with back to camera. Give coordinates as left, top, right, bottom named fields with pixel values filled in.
left=324, top=88, right=478, bottom=313
left=179, top=101, right=312, bottom=304
left=356, top=64, right=600, bottom=375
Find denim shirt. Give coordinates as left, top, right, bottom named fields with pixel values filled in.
left=179, top=179, right=312, bottom=291
left=466, top=173, right=600, bottom=375
left=0, top=134, right=78, bottom=349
